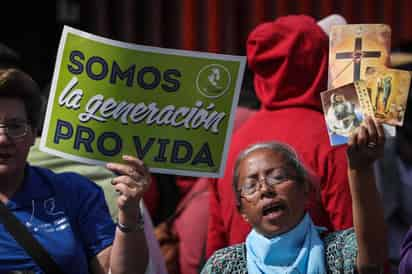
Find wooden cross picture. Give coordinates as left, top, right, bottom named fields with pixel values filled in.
left=328, top=24, right=391, bottom=89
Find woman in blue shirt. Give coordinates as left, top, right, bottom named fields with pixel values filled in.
left=0, top=68, right=149, bottom=274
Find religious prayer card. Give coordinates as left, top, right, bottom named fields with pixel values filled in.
left=40, top=26, right=246, bottom=178
left=364, top=67, right=411, bottom=126
left=321, top=81, right=374, bottom=146
left=328, top=24, right=391, bottom=89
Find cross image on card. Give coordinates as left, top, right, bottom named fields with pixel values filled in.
left=328, top=24, right=391, bottom=89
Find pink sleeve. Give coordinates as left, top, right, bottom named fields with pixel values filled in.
left=206, top=178, right=227, bottom=258
left=141, top=202, right=168, bottom=274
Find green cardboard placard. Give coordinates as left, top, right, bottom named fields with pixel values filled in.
left=40, top=26, right=246, bottom=178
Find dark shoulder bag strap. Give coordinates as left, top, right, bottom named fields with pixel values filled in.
left=0, top=201, right=65, bottom=274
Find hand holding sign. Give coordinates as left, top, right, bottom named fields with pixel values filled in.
left=107, top=155, right=151, bottom=223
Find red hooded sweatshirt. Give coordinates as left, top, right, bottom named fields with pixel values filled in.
left=206, top=15, right=354, bottom=258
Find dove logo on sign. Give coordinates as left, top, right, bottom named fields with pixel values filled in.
left=196, top=64, right=231, bottom=99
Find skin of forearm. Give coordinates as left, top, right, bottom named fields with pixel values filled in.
left=348, top=167, right=387, bottom=271
left=110, top=210, right=149, bottom=274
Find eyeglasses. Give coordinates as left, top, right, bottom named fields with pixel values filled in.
left=238, top=168, right=295, bottom=202
left=0, top=122, right=30, bottom=139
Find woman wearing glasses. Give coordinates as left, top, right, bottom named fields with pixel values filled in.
left=201, top=117, right=387, bottom=274
left=0, top=68, right=149, bottom=274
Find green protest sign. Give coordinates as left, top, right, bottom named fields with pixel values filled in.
left=40, top=26, right=246, bottom=178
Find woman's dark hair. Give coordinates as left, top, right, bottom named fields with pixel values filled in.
left=232, top=141, right=308, bottom=210
left=0, top=68, right=43, bottom=129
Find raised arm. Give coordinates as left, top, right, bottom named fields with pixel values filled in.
left=346, top=116, right=387, bottom=273
left=91, top=155, right=150, bottom=274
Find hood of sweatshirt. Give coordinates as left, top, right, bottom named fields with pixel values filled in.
left=247, top=15, right=329, bottom=111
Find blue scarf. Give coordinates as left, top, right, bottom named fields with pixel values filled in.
left=245, top=213, right=326, bottom=274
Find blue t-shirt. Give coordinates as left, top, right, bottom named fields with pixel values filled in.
left=0, top=165, right=116, bottom=274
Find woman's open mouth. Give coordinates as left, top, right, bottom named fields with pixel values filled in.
left=262, top=202, right=286, bottom=218
left=0, top=152, right=12, bottom=162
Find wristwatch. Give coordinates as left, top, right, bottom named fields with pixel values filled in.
left=116, top=213, right=144, bottom=233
